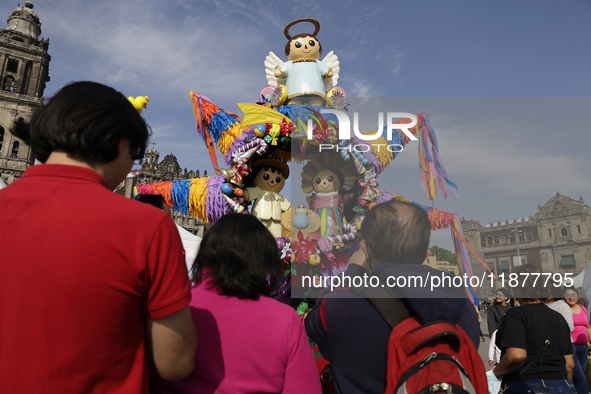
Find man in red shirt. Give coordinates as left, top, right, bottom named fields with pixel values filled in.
left=0, top=81, right=197, bottom=393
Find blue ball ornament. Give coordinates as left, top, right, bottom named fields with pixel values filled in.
left=221, top=183, right=234, bottom=195
left=293, top=212, right=309, bottom=229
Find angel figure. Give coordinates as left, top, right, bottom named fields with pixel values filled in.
left=265, top=19, right=340, bottom=107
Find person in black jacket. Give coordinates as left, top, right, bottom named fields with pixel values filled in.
left=487, top=288, right=511, bottom=337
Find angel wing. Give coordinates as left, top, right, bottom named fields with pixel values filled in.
left=265, top=51, right=286, bottom=87
left=322, top=51, right=340, bottom=92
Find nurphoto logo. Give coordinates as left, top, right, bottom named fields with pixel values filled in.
left=306, top=109, right=417, bottom=153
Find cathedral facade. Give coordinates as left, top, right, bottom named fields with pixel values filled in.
left=462, top=193, right=591, bottom=296
left=0, top=1, right=50, bottom=185
left=117, top=144, right=207, bottom=237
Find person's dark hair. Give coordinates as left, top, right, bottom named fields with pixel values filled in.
left=11, top=81, right=150, bottom=164
left=191, top=213, right=282, bottom=300
left=512, top=264, right=549, bottom=302
left=285, top=33, right=322, bottom=58
left=361, top=200, right=431, bottom=265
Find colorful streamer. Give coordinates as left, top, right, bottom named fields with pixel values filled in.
left=190, top=92, right=242, bottom=174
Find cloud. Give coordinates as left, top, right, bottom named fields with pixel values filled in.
left=423, top=119, right=591, bottom=196
left=376, top=48, right=406, bottom=78
left=40, top=1, right=264, bottom=103
left=348, top=78, right=383, bottom=97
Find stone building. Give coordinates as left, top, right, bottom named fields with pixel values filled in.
left=423, top=255, right=459, bottom=276
left=117, top=143, right=207, bottom=236
left=462, top=192, right=591, bottom=296
left=0, top=1, right=50, bottom=185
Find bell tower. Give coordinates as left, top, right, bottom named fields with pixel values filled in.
left=0, top=1, right=50, bottom=185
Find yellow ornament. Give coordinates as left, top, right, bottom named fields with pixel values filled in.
left=309, top=253, right=320, bottom=266
left=269, top=123, right=281, bottom=145
left=326, top=87, right=347, bottom=111
left=268, top=85, right=287, bottom=108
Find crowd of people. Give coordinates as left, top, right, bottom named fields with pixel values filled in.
left=486, top=281, right=591, bottom=393
left=1, top=81, right=588, bottom=393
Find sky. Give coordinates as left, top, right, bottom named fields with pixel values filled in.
left=4, top=0, right=590, bottom=250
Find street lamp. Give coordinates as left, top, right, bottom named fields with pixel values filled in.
left=511, top=225, right=523, bottom=265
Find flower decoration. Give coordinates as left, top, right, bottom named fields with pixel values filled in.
left=312, top=123, right=328, bottom=144
left=292, top=231, right=318, bottom=265
left=280, top=118, right=292, bottom=136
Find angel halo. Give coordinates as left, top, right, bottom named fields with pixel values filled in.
left=265, top=19, right=340, bottom=107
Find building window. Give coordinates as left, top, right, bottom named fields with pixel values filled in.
left=11, top=141, right=19, bottom=158
left=560, top=255, right=575, bottom=268
left=500, top=261, right=510, bottom=274
left=0, top=126, right=4, bottom=152
left=509, top=234, right=515, bottom=244
left=519, top=233, right=524, bottom=242
left=577, top=225, right=581, bottom=234
left=6, top=59, right=18, bottom=73
left=494, top=236, right=499, bottom=245
left=561, top=228, right=568, bottom=237
left=487, top=237, right=493, bottom=247
left=503, top=235, right=508, bottom=245
left=526, top=231, right=532, bottom=242
left=548, top=229, right=552, bottom=237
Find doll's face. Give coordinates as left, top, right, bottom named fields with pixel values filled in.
left=287, top=36, right=321, bottom=60
left=313, top=169, right=340, bottom=193
left=254, top=167, right=285, bottom=193
left=295, top=204, right=308, bottom=214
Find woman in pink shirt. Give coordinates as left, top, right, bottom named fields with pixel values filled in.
left=151, top=213, right=321, bottom=394
left=564, top=288, right=591, bottom=394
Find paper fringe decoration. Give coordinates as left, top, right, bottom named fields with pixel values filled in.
left=190, top=92, right=241, bottom=173
left=152, top=181, right=174, bottom=208
left=217, top=123, right=244, bottom=157
left=205, top=175, right=227, bottom=223
left=189, top=177, right=209, bottom=223
left=171, top=180, right=191, bottom=215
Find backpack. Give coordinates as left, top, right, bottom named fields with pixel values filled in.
left=362, top=294, right=488, bottom=394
